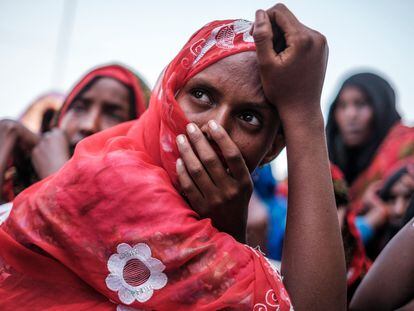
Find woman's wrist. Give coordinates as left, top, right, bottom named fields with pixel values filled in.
left=278, top=105, right=324, bottom=132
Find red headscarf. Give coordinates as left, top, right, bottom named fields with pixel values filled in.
left=58, top=64, right=147, bottom=124
left=0, top=20, right=292, bottom=310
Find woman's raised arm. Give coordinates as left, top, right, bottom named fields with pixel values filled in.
left=252, top=4, right=346, bottom=310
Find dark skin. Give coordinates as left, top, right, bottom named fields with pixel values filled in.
left=350, top=218, right=414, bottom=310
left=386, top=172, right=414, bottom=227
left=32, top=77, right=132, bottom=178
left=334, top=85, right=374, bottom=147
left=176, top=4, right=346, bottom=310
left=360, top=168, right=414, bottom=233
left=175, top=52, right=282, bottom=243
left=0, top=77, right=132, bottom=201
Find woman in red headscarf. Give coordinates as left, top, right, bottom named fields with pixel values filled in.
left=0, top=4, right=346, bottom=310
left=0, top=64, right=148, bottom=204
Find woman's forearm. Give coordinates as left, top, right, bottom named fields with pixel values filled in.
left=281, top=113, right=347, bottom=310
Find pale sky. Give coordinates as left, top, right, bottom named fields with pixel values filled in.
left=1, top=0, right=413, bottom=177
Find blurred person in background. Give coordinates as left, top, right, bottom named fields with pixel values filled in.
left=247, top=164, right=287, bottom=262
left=350, top=206, right=414, bottom=311
left=0, top=64, right=148, bottom=205
left=253, top=163, right=371, bottom=302
left=331, top=164, right=371, bottom=301
left=18, top=92, right=64, bottom=134
left=326, top=72, right=414, bottom=261
left=356, top=162, right=414, bottom=259
left=326, top=72, right=414, bottom=213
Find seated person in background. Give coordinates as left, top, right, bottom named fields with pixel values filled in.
left=331, top=164, right=371, bottom=301
left=326, top=72, right=414, bottom=213
left=18, top=92, right=64, bottom=134
left=0, top=64, right=148, bottom=204
left=350, top=203, right=414, bottom=311
left=0, top=4, right=346, bottom=310
left=248, top=164, right=287, bottom=261
left=258, top=163, right=370, bottom=302
left=356, top=163, right=414, bottom=259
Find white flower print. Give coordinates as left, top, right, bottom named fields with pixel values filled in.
left=193, top=19, right=254, bottom=65
left=106, top=243, right=168, bottom=305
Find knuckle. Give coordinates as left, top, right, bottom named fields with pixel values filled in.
left=297, top=33, right=313, bottom=49
left=181, top=182, right=193, bottom=193
left=210, top=196, right=223, bottom=208
left=189, top=165, right=204, bottom=178
left=202, top=155, right=217, bottom=167
left=226, top=151, right=242, bottom=163
left=316, top=33, right=327, bottom=45
left=189, top=132, right=203, bottom=144
left=225, top=187, right=239, bottom=200
left=253, top=27, right=271, bottom=44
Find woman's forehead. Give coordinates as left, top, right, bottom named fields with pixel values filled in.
left=191, top=52, right=261, bottom=90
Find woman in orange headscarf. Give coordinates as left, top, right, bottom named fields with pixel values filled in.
left=0, top=4, right=345, bottom=310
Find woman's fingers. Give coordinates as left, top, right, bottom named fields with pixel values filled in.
left=268, top=3, right=301, bottom=35
left=176, top=158, right=205, bottom=214
left=176, top=133, right=216, bottom=197
left=207, top=120, right=251, bottom=186
left=185, top=123, right=231, bottom=187
left=253, top=9, right=275, bottom=68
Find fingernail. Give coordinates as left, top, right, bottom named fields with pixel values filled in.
left=208, top=120, right=219, bottom=131
left=256, top=9, right=265, bottom=20
left=176, top=158, right=183, bottom=168
left=177, top=135, right=186, bottom=144
left=187, top=123, right=196, bottom=134
left=176, top=158, right=184, bottom=173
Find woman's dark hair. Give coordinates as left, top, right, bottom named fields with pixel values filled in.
left=326, top=72, right=401, bottom=184
left=378, top=166, right=408, bottom=201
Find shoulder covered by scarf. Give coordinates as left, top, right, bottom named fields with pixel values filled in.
left=350, top=123, right=414, bottom=211
left=0, top=20, right=292, bottom=311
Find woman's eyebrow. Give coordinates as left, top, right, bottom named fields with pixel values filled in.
left=188, top=75, right=274, bottom=110
left=187, top=76, right=217, bottom=90
left=249, top=101, right=273, bottom=110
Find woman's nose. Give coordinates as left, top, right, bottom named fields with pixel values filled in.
left=79, top=106, right=101, bottom=136
left=200, top=106, right=232, bottom=136
left=344, top=104, right=358, bottom=120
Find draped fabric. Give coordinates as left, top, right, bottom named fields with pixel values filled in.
left=0, top=20, right=292, bottom=310
left=1, top=64, right=148, bottom=204
left=349, top=123, right=414, bottom=212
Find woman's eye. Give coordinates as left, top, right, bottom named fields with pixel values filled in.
left=355, top=100, right=369, bottom=108
left=336, top=101, right=346, bottom=109
left=191, top=89, right=211, bottom=104
left=239, top=112, right=261, bottom=126
left=71, top=101, right=87, bottom=112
